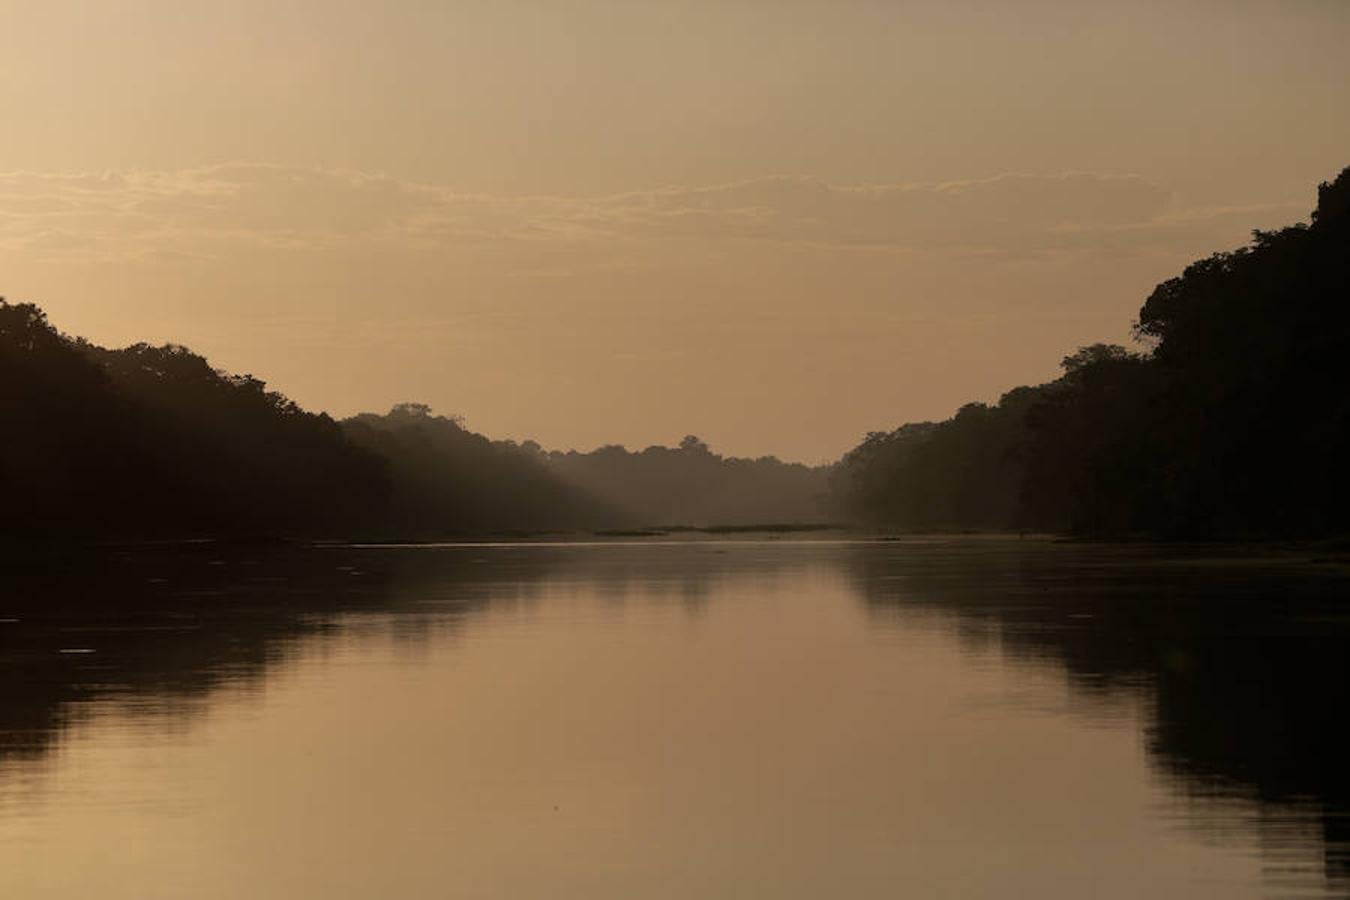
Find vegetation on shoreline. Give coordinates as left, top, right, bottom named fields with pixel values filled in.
left=835, top=166, right=1350, bottom=539
left=546, top=436, right=830, bottom=528
left=0, top=311, right=827, bottom=539
left=3, top=166, right=1345, bottom=541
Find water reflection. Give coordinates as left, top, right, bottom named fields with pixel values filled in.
left=848, top=538, right=1350, bottom=894
left=0, top=539, right=1345, bottom=898
left=0, top=543, right=810, bottom=765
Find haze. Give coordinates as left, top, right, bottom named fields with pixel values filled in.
left=2, top=0, right=1347, bottom=460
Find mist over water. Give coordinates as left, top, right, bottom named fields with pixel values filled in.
left=0, top=539, right=1344, bottom=899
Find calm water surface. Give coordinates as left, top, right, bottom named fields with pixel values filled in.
left=0, top=539, right=1346, bottom=898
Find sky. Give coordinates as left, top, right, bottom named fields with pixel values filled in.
left=1, top=0, right=1348, bottom=462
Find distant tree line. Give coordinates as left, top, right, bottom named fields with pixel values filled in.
left=342, top=404, right=617, bottom=534
left=834, top=166, right=1350, bottom=538
left=546, top=435, right=830, bottom=528
left=0, top=307, right=827, bottom=539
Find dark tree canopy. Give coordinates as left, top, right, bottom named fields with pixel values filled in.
left=836, top=165, right=1350, bottom=538
left=4, top=166, right=1346, bottom=541
left=0, top=302, right=387, bottom=539
left=0, top=307, right=827, bottom=539
left=341, top=404, right=617, bottom=535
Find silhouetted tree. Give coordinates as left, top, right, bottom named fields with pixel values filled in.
left=547, top=439, right=831, bottom=527
left=837, top=165, right=1350, bottom=538
left=342, top=405, right=617, bottom=535
left=0, top=302, right=385, bottom=539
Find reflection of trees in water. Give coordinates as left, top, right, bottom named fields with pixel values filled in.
left=0, top=542, right=817, bottom=770
left=847, top=538, right=1350, bottom=894
left=8, top=540, right=1341, bottom=891
left=0, top=546, right=398, bottom=766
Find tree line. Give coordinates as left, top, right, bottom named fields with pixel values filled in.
left=4, top=166, right=1345, bottom=540
left=834, top=166, right=1350, bottom=538
left=545, top=436, right=829, bottom=528
left=0, top=308, right=826, bottom=539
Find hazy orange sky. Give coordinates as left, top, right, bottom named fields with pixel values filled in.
left=2, top=0, right=1347, bottom=461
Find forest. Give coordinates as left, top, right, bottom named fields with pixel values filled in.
left=2, top=166, right=1345, bottom=541
left=0, top=307, right=826, bottom=539
left=835, top=166, right=1350, bottom=538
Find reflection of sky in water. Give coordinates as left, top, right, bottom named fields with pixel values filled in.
left=0, top=539, right=1344, bottom=898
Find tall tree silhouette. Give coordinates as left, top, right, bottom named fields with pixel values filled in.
left=838, top=165, right=1350, bottom=538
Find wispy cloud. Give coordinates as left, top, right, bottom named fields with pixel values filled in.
left=0, top=163, right=1297, bottom=264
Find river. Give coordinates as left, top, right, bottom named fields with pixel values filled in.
left=0, top=538, right=1345, bottom=898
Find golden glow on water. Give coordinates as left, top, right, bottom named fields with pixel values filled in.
left=0, top=542, right=1341, bottom=898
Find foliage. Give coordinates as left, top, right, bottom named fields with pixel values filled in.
left=342, top=405, right=616, bottom=535
left=837, top=165, right=1350, bottom=537
left=547, top=438, right=832, bottom=527
left=0, top=304, right=387, bottom=538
